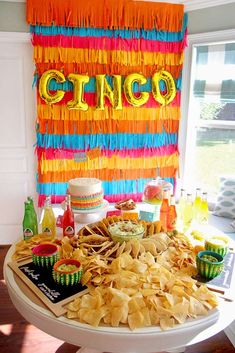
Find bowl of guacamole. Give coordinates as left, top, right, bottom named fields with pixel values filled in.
left=108, top=220, right=145, bottom=244
left=196, top=250, right=224, bottom=279
left=53, top=259, right=83, bottom=285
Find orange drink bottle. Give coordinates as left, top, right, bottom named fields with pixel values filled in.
left=63, top=195, right=75, bottom=237
left=160, top=190, right=169, bottom=232
left=167, top=195, right=177, bottom=231
left=41, top=196, right=56, bottom=237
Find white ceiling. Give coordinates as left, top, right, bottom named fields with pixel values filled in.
left=140, top=1, right=235, bottom=11
left=1, top=0, right=235, bottom=12
left=175, top=0, right=235, bottom=11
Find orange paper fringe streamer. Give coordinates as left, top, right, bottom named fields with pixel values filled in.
left=38, top=119, right=180, bottom=135
left=27, top=0, right=184, bottom=31
left=37, top=105, right=181, bottom=122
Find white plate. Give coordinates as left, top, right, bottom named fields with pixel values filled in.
left=73, top=199, right=109, bottom=214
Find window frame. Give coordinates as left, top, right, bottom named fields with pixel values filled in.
left=179, top=29, right=235, bottom=195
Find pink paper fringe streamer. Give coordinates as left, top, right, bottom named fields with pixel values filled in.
left=36, top=144, right=178, bottom=160
left=32, top=34, right=186, bottom=54
left=38, top=192, right=143, bottom=207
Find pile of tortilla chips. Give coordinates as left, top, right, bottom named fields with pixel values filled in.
left=67, top=252, right=218, bottom=330
left=12, top=233, right=56, bottom=260
left=12, top=216, right=218, bottom=330
left=64, top=222, right=218, bottom=330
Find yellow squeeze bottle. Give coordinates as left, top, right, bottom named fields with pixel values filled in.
left=41, top=196, right=56, bottom=237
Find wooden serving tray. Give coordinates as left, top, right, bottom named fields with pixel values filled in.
left=8, top=258, right=88, bottom=317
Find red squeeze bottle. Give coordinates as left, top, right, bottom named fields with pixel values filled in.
left=63, top=195, right=75, bottom=237
left=160, top=190, right=169, bottom=232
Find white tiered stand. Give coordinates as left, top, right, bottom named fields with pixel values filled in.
left=73, top=200, right=109, bottom=224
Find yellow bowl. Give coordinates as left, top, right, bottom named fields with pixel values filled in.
left=108, top=220, right=145, bottom=244
left=205, top=234, right=229, bottom=257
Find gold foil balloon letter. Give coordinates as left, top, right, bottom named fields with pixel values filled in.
left=96, top=75, right=122, bottom=110
left=67, top=74, right=90, bottom=111
left=123, top=73, right=149, bottom=107
left=152, top=70, right=176, bottom=106
left=39, top=70, right=66, bottom=104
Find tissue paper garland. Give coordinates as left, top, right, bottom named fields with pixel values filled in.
left=26, top=0, right=187, bottom=205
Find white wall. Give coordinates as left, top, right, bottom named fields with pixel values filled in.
left=1, top=1, right=235, bottom=34
left=0, top=32, right=36, bottom=244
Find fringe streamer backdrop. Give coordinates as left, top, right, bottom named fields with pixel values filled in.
left=26, top=0, right=187, bottom=206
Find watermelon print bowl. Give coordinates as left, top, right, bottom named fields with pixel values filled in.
left=205, top=234, right=229, bottom=258
left=32, top=243, right=59, bottom=268
left=196, top=250, right=224, bottom=279
left=53, top=259, right=83, bottom=286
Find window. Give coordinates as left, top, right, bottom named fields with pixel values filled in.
left=180, top=30, right=235, bottom=200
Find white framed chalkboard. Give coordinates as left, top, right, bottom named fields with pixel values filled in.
left=195, top=251, right=235, bottom=300
left=8, top=259, right=88, bottom=317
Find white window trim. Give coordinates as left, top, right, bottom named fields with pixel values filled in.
left=179, top=28, right=235, bottom=191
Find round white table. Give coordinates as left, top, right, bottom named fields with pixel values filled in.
left=3, top=242, right=235, bottom=353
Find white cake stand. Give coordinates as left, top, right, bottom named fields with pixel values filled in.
left=73, top=200, right=109, bottom=224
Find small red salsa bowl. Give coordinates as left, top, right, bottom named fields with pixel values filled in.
left=32, top=243, right=59, bottom=268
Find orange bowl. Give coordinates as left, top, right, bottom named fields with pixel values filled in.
left=53, top=259, right=83, bottom=285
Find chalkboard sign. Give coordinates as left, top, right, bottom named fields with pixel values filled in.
left=195, top=251, right=235, bottom=291
left=8, top=259, right=88, bottom=317
left=18, top=262, right=86, bottom=304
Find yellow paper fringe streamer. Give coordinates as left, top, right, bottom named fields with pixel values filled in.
left=34, top=47, right=184, bottom=66
left=39, top=152, right=179, bottom=173
left=37, top=105, right=181, bottom=122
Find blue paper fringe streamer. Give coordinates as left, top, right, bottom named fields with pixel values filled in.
left=37, top=132, right=178, bottom=150
left=30, top=14, right=187, bottom=41
left=37, top=178, right=175, bottom=196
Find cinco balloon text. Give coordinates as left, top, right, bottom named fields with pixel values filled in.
left=39, top=69, right=176, bottom=110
